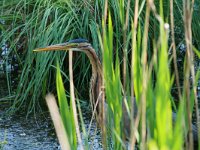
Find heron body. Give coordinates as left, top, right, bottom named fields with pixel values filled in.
left=34, top=39, right=198, bottom=144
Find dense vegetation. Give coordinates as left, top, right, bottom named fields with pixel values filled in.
left=0, top=0, right=200, bottom=149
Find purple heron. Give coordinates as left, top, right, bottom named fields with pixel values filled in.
left=34, top=39, right=198, bottom=144
left=34, top=39, right=103, bottom=114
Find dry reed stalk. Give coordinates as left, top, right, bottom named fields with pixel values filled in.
left=140, top=0, right=151, bottom=148
left=130, top=0, right=139, bottom=149
left=101, top=0, right=108, bottom=148
left=69, top=51, right=84, bottom=150
left=170, top=0, right=181, bottom=99
left=183, top=0, right=195, bottom=149
left=45, top=94, right=70, bottom=150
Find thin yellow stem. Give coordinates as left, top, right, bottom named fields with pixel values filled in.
left=69, top=51, right=84, bottom=150
left=130, top=0, right=139, bottom=148
left=140, top=0, right=151, bottom=149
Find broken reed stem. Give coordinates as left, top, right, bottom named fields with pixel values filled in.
left=45, top=93, right=70, bottom=150
left=69, top=51, right=84, bottom=150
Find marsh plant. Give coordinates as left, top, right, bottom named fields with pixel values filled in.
left=0, top=0, right=200, bottom=149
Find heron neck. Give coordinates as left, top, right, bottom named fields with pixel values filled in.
left=84, top=48, right=103, bottom=111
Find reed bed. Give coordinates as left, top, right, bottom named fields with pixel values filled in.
left=0, top=0, right=200, bottom=149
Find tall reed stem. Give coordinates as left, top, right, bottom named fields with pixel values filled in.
left=183, top=0, right=194, bottom=149
left=170, top=0, right=181, bottom=99
left=69, top=51, right=84, bottom=150
left=140, top=0, right=151, bottom=149
left=130, top=0, right=139, bottom=148
left=101, top=0, right=108, bottom=148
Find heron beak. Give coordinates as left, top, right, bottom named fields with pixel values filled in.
left=33, top=43, right=78, bottom=52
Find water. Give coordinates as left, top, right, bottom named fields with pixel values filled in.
left=0, top=105, right=102, bottom=150
left=0, top=110, right=60, bottom=150
left=0, top=75, right=102, bottom=150
left=0, top=75, right=60, bottom=149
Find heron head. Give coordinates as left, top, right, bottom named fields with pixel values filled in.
left=33, top=38, right=91, bottom=52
